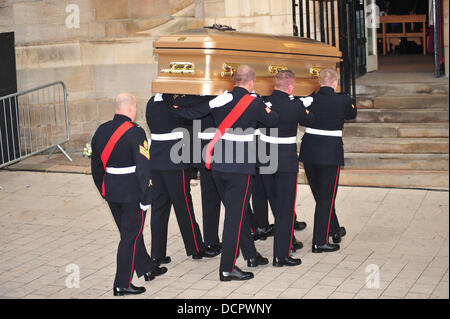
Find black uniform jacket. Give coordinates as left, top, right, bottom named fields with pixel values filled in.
left=146, top=94, right=210, bottom=171
left=261, top=90, right=315, bottom=173
left=208, top=86, right=279, bottom=175
left=91, top=114, right=152, bottom=205
left=299, top=86, right=357, bottom=166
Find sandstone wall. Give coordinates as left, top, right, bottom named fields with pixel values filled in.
left=0, top=0, right=202, bottom=151
left=0, top=0, right=300, bottom=152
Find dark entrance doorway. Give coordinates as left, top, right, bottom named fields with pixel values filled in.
left=0, top=32, right=20, bottom=165
left=292, top=0, right=367, bottom=103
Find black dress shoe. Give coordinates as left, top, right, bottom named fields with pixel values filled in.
left=219, top=266, right=254, bottom=282
left=273, top=256, right=302, bottom=267
left=113, top=284, right=146, bottom=296
left=203, top=246, right=221, bottom=258
left=331, top=227, right=346, bottom=244
left=261, top=224, right=274, bottom=237
left=294, top=221, right=307, bottom=231
left=252, top=231, right=267, bottom=241
left=192, top=251, right=203, bottom=259
left=312, top=243, right=340, bottom=253
left=247, top=253, right=269, bottom=267
left=144, top=266, right=168, bottom=281
left=151, top=256, right=171, bottom=266
left=290, top=237, right=303, bottom=253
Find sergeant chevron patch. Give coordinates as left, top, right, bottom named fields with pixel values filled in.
left=139, top=140, right=150, bottom=159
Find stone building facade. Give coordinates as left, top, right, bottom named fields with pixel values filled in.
left=0, top=0, right=448, bottom=151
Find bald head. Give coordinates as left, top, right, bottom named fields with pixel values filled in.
left=234, top=65, right=256, bottom=92
left=115, top=93, right=137, bottom=121
left=319, top=68, right=339, bottom=90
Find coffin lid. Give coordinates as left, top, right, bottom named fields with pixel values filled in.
left=154, top=28, right=342, bottom=58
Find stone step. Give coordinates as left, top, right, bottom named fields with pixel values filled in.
left=374, top=95, right=449, bottom=109
left=356, top=82, right=449, bottom=96
left=355, top=109, right=449, bottom=123
left=343, top=153, right=449, bottom=171
left=342, top=137, right=449, bottom=154
left=342, top=123, right=449, bottom=138
left=299, top=123, right=449, bottom=138
left=298, top=168, right=449, bottom=189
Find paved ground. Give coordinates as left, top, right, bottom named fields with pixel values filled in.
left=0, top=165, right=448, bottom=300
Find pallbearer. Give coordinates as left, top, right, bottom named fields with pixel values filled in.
left=205, top=65, right=278, bottom=281
left=299, top=68, right=357, bottom=253
left=260, top=71, right=315, bottom=267
left=91, top=93, right=167, bottom=296
left=146, top=94, right=217, bottom=265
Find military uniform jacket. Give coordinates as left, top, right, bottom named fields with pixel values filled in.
left=91, top=114, right=152, bottom=204
left=299, top=86, right=357, bottom=166
left=146, top=94, right=211, bottom=171
left=208, top=86, right=279, bottom=175
left=261, top=90, right=315, bottom=173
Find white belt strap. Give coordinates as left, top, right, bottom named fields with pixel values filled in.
left=255, top=129, right=297, bottom=144
left=151, top=132, right=184, bottom=141
left=259, top=134, right=297, bottom=144
left=222, top=133, right=254, bottom=142
left=198, top=132, right=215, bottom=140
left=106, top=166, right=136, bottom=175
left=305, top=128, right=342, bottom=137
left=198, top=131, right=254, bottom=142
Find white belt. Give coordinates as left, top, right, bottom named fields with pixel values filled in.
left=255, top=129, right=296, bottom=144
left=259, top=134, right=297, bottom=144
left=305, top=128, right=342, bottom=137
left=198, top=132, right=254, bottom=142
left=106, top=166, right=136, bottom=175
left=198, top=132, right=215, bottom=140
left=151, top=132, right=184, bottom=141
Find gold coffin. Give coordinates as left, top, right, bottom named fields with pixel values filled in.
left=152, top=28, right=342, bottom=96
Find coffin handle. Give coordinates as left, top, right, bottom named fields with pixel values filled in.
left=268, top=65, right=289, bottom=74
left=309, top=67, right=322, bottom=78
left=161, top=62, right=195, bottom=74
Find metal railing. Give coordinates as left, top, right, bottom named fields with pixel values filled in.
left=0, top=81, right=72, bottom=169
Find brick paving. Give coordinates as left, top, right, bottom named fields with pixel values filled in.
left=0, top=169, right=448, bottom=299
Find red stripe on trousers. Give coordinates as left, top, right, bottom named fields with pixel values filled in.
left=288, top=172, right=299, bottom=257
left=232, top=174, right=250, bottom=271
left=326, top=166, right=340, bottom=244
left=129, top=209, right=144, bottom=288
left=182, top=170, right=200, bottom=253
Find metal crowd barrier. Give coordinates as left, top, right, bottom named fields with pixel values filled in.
left=0, top=81, right=72, bottom=169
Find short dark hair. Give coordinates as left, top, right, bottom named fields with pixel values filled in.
left=275, top=70, right=295, bottom=90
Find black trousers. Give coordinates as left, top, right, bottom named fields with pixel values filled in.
left=212, top=171, right=258, bottom=272
left=150, top=169, right=205, bottom=258
left=199, top=167, right=221, bottom=247
left=250, top=170, right=271, bottom=230
left=261, top=172, right=298, bottom=258
left=303, top=163, right=341, bottom=246
left=108, top=202, right=154, bottom=288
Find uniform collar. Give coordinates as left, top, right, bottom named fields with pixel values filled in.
left=113, top=114, right=132, bottom=122
left=232, top=86, right=251, bottom=95
left=319, top=86, right=335, bottom=96
left=272, top=89, right=290, bottom=98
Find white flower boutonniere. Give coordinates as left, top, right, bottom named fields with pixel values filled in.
left=82, top=143, right=92, bottom=158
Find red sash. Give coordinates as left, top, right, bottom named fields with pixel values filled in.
left=205, top=94, right=255, bottom=169
left=100, top=121, right=134, bottom=196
